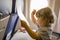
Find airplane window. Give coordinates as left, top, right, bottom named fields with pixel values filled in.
left=30, top=0, right=48, bottom=19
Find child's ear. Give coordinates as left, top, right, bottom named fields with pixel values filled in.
left=49, top=15, right=54, bottom=23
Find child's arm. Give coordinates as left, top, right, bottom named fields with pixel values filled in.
left=31, top=10, right=37, bottom=24
left=21, top=20, right=40, bottom=39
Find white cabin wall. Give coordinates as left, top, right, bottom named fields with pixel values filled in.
left=0, top=0, right=12, bottom=14
left=49, top=0, right=60, bottom=33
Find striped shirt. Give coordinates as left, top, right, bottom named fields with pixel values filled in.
left=36, top=25, right=51, bottom=40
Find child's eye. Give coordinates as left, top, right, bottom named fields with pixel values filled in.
left=36, top=13, right=40, bottom=17
left=36, top=13, right=43, bottom=18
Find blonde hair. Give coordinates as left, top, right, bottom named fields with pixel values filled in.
left=36, top=7, right=54, bottom=27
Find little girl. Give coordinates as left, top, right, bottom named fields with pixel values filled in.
left=21, top=7, right=55, bottom=40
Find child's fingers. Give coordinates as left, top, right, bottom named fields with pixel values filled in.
left=32, top=9, right=36, bottom=15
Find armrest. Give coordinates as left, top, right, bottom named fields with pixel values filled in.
left=52, top=31, right=60, bottom=39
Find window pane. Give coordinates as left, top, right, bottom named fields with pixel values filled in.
left=30, top=0, right=48, bottom=19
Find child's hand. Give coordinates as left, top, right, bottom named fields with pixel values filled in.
left=32, top=9, right=36, bottom=15
left=20, top=27, right=25, bottom=32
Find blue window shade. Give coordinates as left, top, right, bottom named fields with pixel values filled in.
left=3, top=13, right=19, bottom=40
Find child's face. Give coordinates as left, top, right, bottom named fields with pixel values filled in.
left=36, top=17, right=50, bottom=27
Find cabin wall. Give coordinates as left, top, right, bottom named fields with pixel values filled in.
left=0, top=0, right=12, bottom=14
left=49, top=0, right=60, bottom=33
